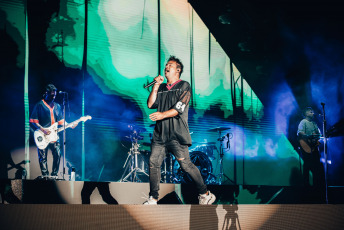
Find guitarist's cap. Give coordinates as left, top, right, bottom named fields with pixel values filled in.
left=45, top=84, right=57, bottom=93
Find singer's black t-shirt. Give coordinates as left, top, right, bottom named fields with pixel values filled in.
left=149, top=80, right=192, bottom=146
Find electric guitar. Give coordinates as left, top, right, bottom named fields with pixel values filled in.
left=34, top=115, right=92, bottom=150
left=299, top=133, right=321, bottom=154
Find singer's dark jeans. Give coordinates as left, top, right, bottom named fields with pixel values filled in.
left=149, top=140, right=207, bottom=200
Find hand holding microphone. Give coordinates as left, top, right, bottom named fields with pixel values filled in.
left=144, top=75, right=164, bottom=88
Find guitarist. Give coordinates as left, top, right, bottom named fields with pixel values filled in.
left=30, top=84, right=78, bottom=179
left=297, top=107, right=325, bottom=188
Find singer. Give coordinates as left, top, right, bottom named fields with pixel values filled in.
left=30, top=84, right=78, bottom=180
left=143, top=56, right=216, bottom=205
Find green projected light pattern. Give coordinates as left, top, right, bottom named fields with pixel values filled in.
left=86, top=0, right=264, bottom=121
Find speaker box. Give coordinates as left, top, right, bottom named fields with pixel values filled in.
left=158, top=191, right=183, bottom=204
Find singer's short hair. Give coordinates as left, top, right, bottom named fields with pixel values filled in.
left=302, top=107, right=313, bottom=117
left=168, top=55, right=184, bottom=77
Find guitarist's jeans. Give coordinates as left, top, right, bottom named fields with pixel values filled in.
left=302, top=149, right=325, bottom=188
left=37, top=142, right=61, bottom=176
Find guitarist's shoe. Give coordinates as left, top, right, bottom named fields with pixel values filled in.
left=50, top=175, right=58, bottom=180
left=35, top=175, right=50, bottom=180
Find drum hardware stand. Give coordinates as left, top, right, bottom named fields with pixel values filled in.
left=169, top=154, right=175, bottom=182
left=216, top=130, right=234, bottom=185
left=120, top=138, right=148, bottom=182
left=59, top=32, right=69, bottom=181
left=61, top=91, right=68, bottom=180
left=162, top=157, right=167, bottom=183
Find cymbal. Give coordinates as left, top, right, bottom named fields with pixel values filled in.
left=208, top=127, right=231, bottom=132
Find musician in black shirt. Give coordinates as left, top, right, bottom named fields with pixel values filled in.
left=144, top=56, right=216, bottom=205
left=30, top=84, right=77, bottom=179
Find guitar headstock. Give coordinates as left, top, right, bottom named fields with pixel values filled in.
left=80, top=115, right=92, bottom=122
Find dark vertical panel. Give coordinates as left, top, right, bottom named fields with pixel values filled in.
left=157, top=0, right=161, bottom=75
left=208, top=31, right=211, bottom=75
left=241, top=74, right=245, bottom=185
left=190, top=8, right=194, bottom=107
left=230, top=61, right=237, bottom=185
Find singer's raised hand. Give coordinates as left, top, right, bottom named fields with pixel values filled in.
left=147, top=75, right=164, bottom=108
left=154, top=75, right=164, bottom=85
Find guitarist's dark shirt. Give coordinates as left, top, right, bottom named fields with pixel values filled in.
left=30, top=99, right=64, bottom=128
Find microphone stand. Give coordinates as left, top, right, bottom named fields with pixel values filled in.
left=62, top=93, right=67, bottom=180
left=321, top=102, right=328, bottom=204
left=217, top=131, right=234, bottom=185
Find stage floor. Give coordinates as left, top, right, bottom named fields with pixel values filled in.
left=1, top=204, right=344, bottom=230
left=1, top=180, right=344, bottom=229
left=1, top=179, right=343, bottom=205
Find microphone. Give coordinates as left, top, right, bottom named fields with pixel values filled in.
left=321, top=102, right=325, bottom=106
left=59, top=91, right=68, bottom=94
left=144, top=80, right=157, bottom=89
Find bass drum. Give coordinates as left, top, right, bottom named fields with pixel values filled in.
left=173, top=151, right=213, bottom=184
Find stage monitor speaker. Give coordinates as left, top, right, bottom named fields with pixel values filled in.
left=158, top=191, right=183, bottom=204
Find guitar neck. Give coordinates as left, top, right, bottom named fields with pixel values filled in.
left=57, top=118, right=81, bottom=133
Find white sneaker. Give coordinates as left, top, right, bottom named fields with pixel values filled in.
left=143, top=196, right=158, bottom=205
left=198, top=191, right=216, bottom=205
left=50, top=175, right=58, bottom=180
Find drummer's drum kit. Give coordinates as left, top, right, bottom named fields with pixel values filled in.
left=120, top=124, right=232, bottom=185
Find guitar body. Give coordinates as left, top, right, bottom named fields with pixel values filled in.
left=34, top=123, right=59, bottom=150
left=299, top=139, right=312, bottom=154
left=299, top=135, right=320, bottom=154
left=33, top=115, right=92, bottom=150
